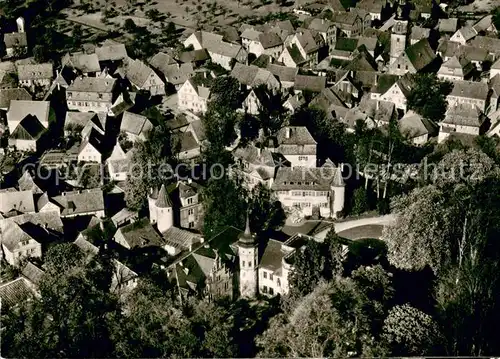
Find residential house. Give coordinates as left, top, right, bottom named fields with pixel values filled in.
left=274, top=126, right=317, bottom=168
left=177, top=72, right=212, bottom=114
left=267, top=64, right=298, bottom=89
left=66, top=77, right=117, bottom=113
left=18, top=170, right=43, bottom=195
left=439, top=103, right=488, bottom=143
left=388, top=38, right=437, bottom=76
left=233, top=144, right=286, bottom=188
left=175, top=130, right=201, bottom=160
left=450, top=26, right=478, bottom=45
left=438, top=56, right=474, bottom=81
left=242, top=87, right=272, bottom=115
left=399, top=110, right=438, bottom=145
left=283, top=93, right=306, bottom=114
left=77, top=129, right=105, bottom=163
left=242, top=30, right=284, bottom=60
left=332, top=12, right=363, bottom=37
left=8, top=114, right=45, bottom=152
left=294, top=74, right=326, bottom=94
left=120, top=111, right=153, bottom=142
left=17, top=63, right=53, bottom=90
left=106, top=143, right=132, bottom=182
left=3, top=32, right=27, bottom=57
left=126, top=59, right=165, bottom=96
left=162, top=226, right=201, bottom=256
left=62, top=52, right=101, bottom=76
left=309, top=86, right=347, bottom=112
left=113, top=218, right=166, bottom=250
left=167, top=180, right=204, bottom=230
left=277, top=45, right=308, bottom=68
left=231, top=63, right=280, bottom=91
left=0, top=220, right=42, bottom=266
left=176, top=49, right=210, bottom=68
left=7, top=100, right=50, bottom=132
left=469, top=36, right=500, bottom=56
left=356, top=0, right=387, bottom=21
left=472, top=14, right=497, bottom=35
left=0, top=88, right=31, bottom=110
left=372, top=73, right=415, bottom=115
left=149, top=52, right=194, bottom=90
left=272, top=163, right=345, bottom=218
left=95, top=41, right=128, bottom=63
left=184, top=30, right=248, bottom=70
left=287, top=29, right=325, bottom=67
left=64, top=111, right=105, bottom=137
left=37, top=192, right=60, bottom=213
left=447, top=80, right=490, bottom=112
left=437, top=41, right=489, bottom=70
left=51, top=189, right=105, bottom=218
left=305, top=18, right=337, bottom=52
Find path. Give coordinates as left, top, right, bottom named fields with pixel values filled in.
left=314, top=214, right=395, bottom=240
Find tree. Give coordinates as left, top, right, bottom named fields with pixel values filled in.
left=209, top=76, right=242, bottom=111
left=146, top=8, right=162, bottom=21
left=202, top=176, right=247, bottom=237
left=382, top=304, right=444, bottom=356
left=258, top=279, right=385, bottom=357
left=248, top=183, right=286, bottom=234
left=124, top=18, right=137, bottom=33
left=407, top=73, right=452, bottom=122
left=352, top=187, right=369, bottom=215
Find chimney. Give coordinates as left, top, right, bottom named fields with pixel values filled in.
left=376, top=100, right=379, bottom=110
left=257, top=147, right=261, bottom=156
left=285, top=127, right=291, bottom=138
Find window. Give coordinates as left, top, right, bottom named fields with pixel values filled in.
left=397, top=64, right=401, bottom=69
left=277, top=278, right=281, bottom=287
left=188, top=208, right=194, bottom=215
left=263, top=271, right=267, bottom=278
left=270, top=273, right=274, bottom=280
left=248, top=261, right=251, bottom=267
left=242, top=261, right=245, bottom=267
left=262, top=286, right=268, bottom=293
left=189, top=221, right=195, bottom=228
left=187, top=198, right=193, bottom=204
left=269, top=287, right=274, bottom=295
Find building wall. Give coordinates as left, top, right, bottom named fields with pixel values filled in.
left=114, top=230, right=131, bottom=249
left=263, top=45, right=284, bottom=60
left=239, top=244, right=258, bottom=298
left=67, top=99, right=113, bottom=113
left=278, top=48, right=298, bottom=68
left=380, top=83, right=408, bottom=112
left=61, top=209, right=105, bottom=218
left=183, top=33, right=203, bottom=50
left=390, top=22, right=407, bottom=64
left=2, top=241, right=42, bottom=266
left=450, top=30, right=468, bottom=45
left=178, top=81, right=208, bottom=114
left=179, top=203, right=203, bottom=229
left=276, top=189, right=331, bottom=217
left=388, top=54, right=415, bottom=76
left=208, top=51, right=233, bottom=70
left=258, top=267, right=284, bottom=296
left=283, top=153, right=317, bottom=168
left=447, top=95, right=486, bottom=112
left=78, top=144, right=101, bottom=163
left=9, top=138, right=37, bottom=152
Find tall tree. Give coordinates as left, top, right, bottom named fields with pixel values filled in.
left=248, top=183, right=286, bottom=234
left=407, top=73, right=452, bottom=122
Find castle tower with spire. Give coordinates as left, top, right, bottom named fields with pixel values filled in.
left=148, top=184, right=174, bottom=233
left=238, top=215, right=258, bottom=298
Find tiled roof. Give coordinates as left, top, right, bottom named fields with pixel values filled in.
left=74, top=235, right=100, bottom=255
left=120, top=111, right=152, bottom=136
left=449, top=80, right=489, bottom=101
left=163, top=227, right=200, bottom=249
left=0, top=189, right=35, bottom=214
left=469, top=36, right=500, bottom=54
left=405, top=38, right=437, bottom=71
left=0, top=88, right=31, bottom=108
left=399, top=110, right=437, bottom=138
left=0, top=219, right=35, bottom=251
left=259, top=238, right=284, bottom=271
left=95, top=42, right=128, bottom=61
left=4, top=32, right=27, bottom=48
left=7, top=211, right=63, bottom=233
left=126, top=59, right=159, bottom=88
left=156, top=184, right=173, bottom=208
left=277, top=126, right=316, bottom=146
left=0, top=278, right=34, bottom=307
left=456, top=26, right=478, bottom=42
left=443, top=103, right=484, bottom=127
left=117, top=218, right=165, bottom=248
left=18, top=170, right=42, bottom=194
left=8, top=100, right=50, bottom=126
left=177, top=49, right=210, bottom=63
left=294, top=74, right=326, bottom=92
left=272, top=166, right=344, bottom=191
left=67, top=76, right=116, bottom=93
left=306, top=18, right=335, bottom=33
left=176, top=130, right=199, bottom=152
left=62, top=53, right=100, bottom=73
left=17, top=63, right=53, bottom=81
left=52, top=189, right=104, bottom=216
left=21, top=262, right=44, bottom=286
left=10, top=115, right=45, bottom=141
left=286, top=45, right=307, bottom=65
left=410, top=26, right=431, bottom=41
left=233, top=144, right=277, bottom=167
left=259, top=32, right=283, bottom=49
left=439, top=18, right=458, bottom=33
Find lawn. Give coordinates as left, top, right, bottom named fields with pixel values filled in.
left=337, top=224, right=384, bottom=240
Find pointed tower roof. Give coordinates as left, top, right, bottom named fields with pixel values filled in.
left=155, top=184, right=173, bottom=208
left=238, top=213, right=255, bottom=245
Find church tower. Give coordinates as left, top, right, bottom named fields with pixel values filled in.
left=238, top=215, right=258, bottom=298
left=148, top=184, right=174, bottom=233
left=390, top=6, right=408, bottom=64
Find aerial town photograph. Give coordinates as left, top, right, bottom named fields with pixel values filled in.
left=1, top=0, right=500, bottom=357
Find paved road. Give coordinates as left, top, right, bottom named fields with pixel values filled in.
left=314, top=214, right=395, bottom=240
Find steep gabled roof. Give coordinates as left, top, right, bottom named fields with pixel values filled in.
left=10, top=115, right=45, bottom=141
left=405, top=38, right=437, bottom=71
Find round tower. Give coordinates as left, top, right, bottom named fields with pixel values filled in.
left=238, top=216, right=258, bottom=298
left=155, top=184, right=174, bottom=233
left=148, top=187, right=159, bottom=224
left=390, top=19, right=408, bottom=64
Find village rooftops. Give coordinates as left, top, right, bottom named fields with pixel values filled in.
left=294, top=74, right=326, bottom=92
left=258, top=32, right=283, bottom=49
left=443, top=103, right=484, bottom=127
left=0, top=88, right=31, bottom=108
left=120, top=111, right=153, bottom=136
left=116, top=218, right=165, bottom=248
left=0, top=189, right=35, bottom=214
left=95, top=41, right=128, bottom=62
left=62, top=52, right=100, bottom=73
left=399, top=110, right=437, bottom=138
left=277, top=126, right=317, bottom=146
left=405, top=38, right=437, bottom=71
left=10, top=114, right=45, bottom=141
left=0, top=277, right=35, bottom=308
